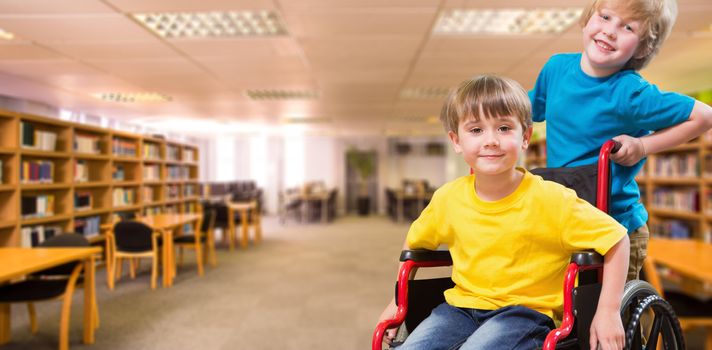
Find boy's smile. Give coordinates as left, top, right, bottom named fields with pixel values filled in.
left=581, top=6, right=642, bottom=77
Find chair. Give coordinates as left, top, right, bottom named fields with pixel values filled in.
left=642, top=257, right=712, bottom=349
left=107, top=221, right=161, bottom=290
left=0, top=233, right=97, bottom=350
left=175, top=208, right=216, bottom=275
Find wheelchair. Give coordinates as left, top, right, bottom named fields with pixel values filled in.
left=373, top=141, right=685, bottom=350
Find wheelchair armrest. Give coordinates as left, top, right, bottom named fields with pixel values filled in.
left=570, top=251, right=603, bottom=267
left=400, top=249, right=452, bottom=263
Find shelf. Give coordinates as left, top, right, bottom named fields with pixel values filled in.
left=659, top=143, right=700, bottom=152
left=649, top=207, right=701, bottom=220
left=0, top=220, right=16, bottom=229
left=74, top=208, right=110, bottom=217
left=74, top=181, right=111, bottom=188
left=650, top=178, right=700, bottom=186
left=166, top=179, right=186, bottom=184
left=113, top=181, right=140, bottom=187
left=20, top=183, right=70, bottom=191
left=112, top=156, right=140, bottom=162
left=21, top=214, right=72, bottom=226
left=182, top=196, right=199, bottom=201
left=0, top=147, right=16, bottom=154
left=164, top=198, right=182, bottom=204
left=165, top=159, right=181, bottom=165
left=112, top=204, right=141, bottom=211
left=142, top=180, right=162, bottom=185
left=20, top=149, right=71, bottom=158
left=74, top=153, right=110, bottom=160
left=142, top=157, right=163, bottom=163
left=0, top=184, right=15, bottom=192
left=143, top=201, right=164, bottom=207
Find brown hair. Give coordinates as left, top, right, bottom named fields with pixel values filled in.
left=440, top=74, right=532, bottom=135
left=579, top=0, right=678, bottom=71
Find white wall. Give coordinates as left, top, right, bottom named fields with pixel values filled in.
left=199, top=133, right=471, bottom=215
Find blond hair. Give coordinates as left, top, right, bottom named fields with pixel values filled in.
left=580, top=0, right=678, bottom=71
left=440, top=75, right=532, bottom=135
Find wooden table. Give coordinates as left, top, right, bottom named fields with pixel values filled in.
left=648, top=238, right=712, bottom=284
left=301, top=192, right=330, bottom=223
left=0, top=247, right=101, bottom=346
left=137, top=213, right=202, bottom=287
left=227, top=201, right=262, bottom=250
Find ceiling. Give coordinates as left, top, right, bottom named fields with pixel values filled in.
left=0, top=0, right=710, bottom=137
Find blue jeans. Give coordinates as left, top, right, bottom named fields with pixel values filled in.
left=397, top=303, right=554, bottom=350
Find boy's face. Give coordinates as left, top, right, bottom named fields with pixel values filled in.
left=447, top=114, right=531, bottom=177
left=581, top=4, right=643, bottom=76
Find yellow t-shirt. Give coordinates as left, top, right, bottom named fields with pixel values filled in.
left=406, top=168, right=626, bottom=320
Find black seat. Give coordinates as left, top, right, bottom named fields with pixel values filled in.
left=107, top=221, right=162, bottom=290
left=175, top=207, right=217, bottom=271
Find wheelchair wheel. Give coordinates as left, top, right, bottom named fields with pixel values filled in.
left=620, top=280, right=684, bottom=350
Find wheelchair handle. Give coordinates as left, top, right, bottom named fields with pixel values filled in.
left=596, top=140, right=619, bottom=213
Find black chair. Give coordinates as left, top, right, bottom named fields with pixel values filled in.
left=175, top=207, right=216, bottom=273
left=107, top=221, right=161, bottom=290
left=327, top=189, right=338, bottom=222
left=0, top=233, right=97, bottom=350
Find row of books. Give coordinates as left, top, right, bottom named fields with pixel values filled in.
left=184, top=185, right=197, bottom=197
left=112, top=138, right=137, bottom=157
left=166, top=166, right=189, bottom=180
left=75, top=159, right=89, bottom=182
left=143, top=143, right=161, bottom=159
left=652, top=153, right=698, bottom=177
left=142, top=187, right=156, bottom=203
left=183, top=149, right=196, bottom=162
left=143, top=164, right=160, bottom=180
left=112, top=164, right=125, bottom=181
left=112, top=188, right=135, bottom=206
left=20, top=224, right=62, bottom=247
left=167, top=145, right=180, bottom=161
left=20, top=160, right=54, bottom=184
left=74, top=216, right=101, bottom=238
left=74, top=134, right=100, bottom=154
left=21, top=194, right=55, bottom=218
left=167, top=185, right=180, bottom=199
left=652, top=187, right=699, bottom=212
left=144, top=206, right=162, bottom=216
left=20, top=122, right=57, bottom=151
left=651, top=220, right=693, bottom=240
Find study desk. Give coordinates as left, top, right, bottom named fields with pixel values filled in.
left=647, top=238, right=712, bottom=284
left=137, top=213, right=202, bottom=287
left=301, top=192, right=330, bottom=223
left=0, top=247, right=101, bottom=347
left=227, top=201, right=262, bottom=250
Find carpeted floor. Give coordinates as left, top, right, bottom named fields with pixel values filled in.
left=4, top=215, right=706, bottom=349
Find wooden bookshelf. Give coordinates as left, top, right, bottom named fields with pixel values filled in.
left=0, top=108, right=200, bottom=247
left=526, top=131, right=712, bottom=243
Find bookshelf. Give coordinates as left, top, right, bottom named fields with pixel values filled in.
left=526, top=131, right=712, bottom=243
left=0, top=108, right=200, bottom=247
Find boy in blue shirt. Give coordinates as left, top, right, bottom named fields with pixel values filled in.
left=529, top=0, right=712, bottom=280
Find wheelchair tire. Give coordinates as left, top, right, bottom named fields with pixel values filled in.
left=620, top=281, right=684, bottom=350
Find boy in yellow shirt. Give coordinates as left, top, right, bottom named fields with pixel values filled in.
left=378, top=75, right=630, bottom=350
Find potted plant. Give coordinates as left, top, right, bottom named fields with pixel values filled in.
left=346, top=149, right=375, bottom=216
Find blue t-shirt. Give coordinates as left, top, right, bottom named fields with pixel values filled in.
left=529, top=53, right=695, bottom=233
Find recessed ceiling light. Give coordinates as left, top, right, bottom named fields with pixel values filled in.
left=0, top=28, right=15, bottom=40
left=281, top=117, right=331, bottom=124
left=133, top=10, right=287, bottom=38
left=400, top=87, right=451, bottom=99
left=91, top=92, right=172, bottom=103
left=433, top=8, right=582, bottom=35
left=245, top=89, right=318, bottom=100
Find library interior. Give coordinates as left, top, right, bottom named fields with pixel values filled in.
left=0, top=0, right=711, bottom=349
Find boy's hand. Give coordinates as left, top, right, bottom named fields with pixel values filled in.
left=610, top=135, right=645, bottom=166
left=378, top=300, right=399, bottom=344
left=589, top=307, right=625, bottom=350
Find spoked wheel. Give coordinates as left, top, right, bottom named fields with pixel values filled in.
left=620, top=280, right=685, bottom=350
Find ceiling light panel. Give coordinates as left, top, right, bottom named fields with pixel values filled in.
left=92, top=92, right=172, bottom=103
left=246, top=89, right=318, bottom=100
left=400, top=87, right=451, bottom=99
left=0, top=28, right=15, bottom=40
left=133, top=11, right=287, bottom=39
left=433, top=8, right=582, bottom=35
